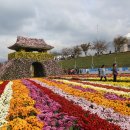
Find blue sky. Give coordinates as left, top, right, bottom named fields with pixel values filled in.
left=0, top=0, right=130, bottom=61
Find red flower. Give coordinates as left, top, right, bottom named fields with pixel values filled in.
left=0, top=81, right=9, bottom=95
left=27, top=79, right=121, bottom=130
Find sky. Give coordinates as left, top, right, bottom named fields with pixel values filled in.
left=0, top=0, right=130, bottom=61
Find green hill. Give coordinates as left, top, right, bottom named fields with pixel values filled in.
left=59, top=51, right=130, bottom=69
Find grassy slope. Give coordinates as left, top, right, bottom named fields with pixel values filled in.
left=60, top=51, right=130, bottom=69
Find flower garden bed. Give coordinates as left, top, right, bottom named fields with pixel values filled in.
left=0, top=76, right=130, bottom=130
left=49, top=73, right=130, bottom=79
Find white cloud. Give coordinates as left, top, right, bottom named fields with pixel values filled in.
left=0, top=0, right=130, bottom=60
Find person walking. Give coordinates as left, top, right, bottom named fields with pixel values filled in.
left=112, top=63, right=118, bottom=82
left=98, top=67, right=101, bottom=77
left=100, top=65, right=107, bottom=81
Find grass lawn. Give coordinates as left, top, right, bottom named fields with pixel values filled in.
left=59, top=51, right=130, bottom=69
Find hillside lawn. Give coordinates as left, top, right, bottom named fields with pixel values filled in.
left=59, top=51, right=130, bottom=69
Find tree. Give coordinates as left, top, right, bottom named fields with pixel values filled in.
left=80, top=43, right=91, bottom=56
left=73, top=46, right=82, bottom=58
left=92, top=40, right=108, bottom=55
left=113, top=36, right=128, bottom=52
left=61, top=48, right=74, bottom=58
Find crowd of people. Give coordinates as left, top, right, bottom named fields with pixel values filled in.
left=64, top=68, right=90, bottom=75
left=64, top=68, right=81, bottom=75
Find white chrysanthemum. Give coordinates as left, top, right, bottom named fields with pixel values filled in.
left=32, top=79, right=130, bottom=130
left=0, top=81, right=13, bottom=128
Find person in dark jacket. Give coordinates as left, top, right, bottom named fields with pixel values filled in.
left=112, top=63, right=118, bottom=82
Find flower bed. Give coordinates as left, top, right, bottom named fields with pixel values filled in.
left=0, top=81, right=9, bottom=95
left=8, top=51, right=54, bottom=61
left=27, top=79, right=120, bottom=130
left=0, top=77, right=130, bottom=129
left=1, top=80, right=44, bottom=130
left=0, top=81, right=13, bottom=127
left=50, top=79, right=130, bottom=116
left=22, top=79, right=80, bottom=130
left=33, top=78, right=130, bottom=129
left=50, top=74, right=130, bottom=84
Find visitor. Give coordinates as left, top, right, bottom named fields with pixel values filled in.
left=98, top=67, right=101, bottom=77
left=100, top=65, right=107, bottom=81
left=112, top=63, right=118, bottom=82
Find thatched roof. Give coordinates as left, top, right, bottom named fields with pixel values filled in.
left=8, top=36, right=54, bottom=51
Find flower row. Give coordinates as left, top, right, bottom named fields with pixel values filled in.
left=0, top=81, right=9, bottom=95
left=22, top=79, right=80, bottom=130
left=55, top=79, right=130, bottom=100
left=32, top=78, right=130, bottom=129
left=28, top=79, right=121, bottom=130
left=1, top=80, right=44, bottom=130
left=0, top=81, right=13, bottom=127
left=72, top=79, right=130, bottom=92
left=1, top=77, right=129, bottom=129
left=53, top=74, right=130, bottom=88
left=36, top=79, right=130, bottom=117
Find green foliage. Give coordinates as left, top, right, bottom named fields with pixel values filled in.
left=8, top=51, right=54, bottom=61
left=59, top=52, right=130, bottom=69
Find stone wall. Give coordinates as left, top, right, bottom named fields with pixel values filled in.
left=0, top=58, right=63, bottom=80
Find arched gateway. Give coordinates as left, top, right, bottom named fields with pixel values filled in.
left=31, top=62, right=45, bottom=77
left=0, top=36, right=63, bottom=80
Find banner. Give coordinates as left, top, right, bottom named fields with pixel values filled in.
left=87, top=67, right=130, bottom=74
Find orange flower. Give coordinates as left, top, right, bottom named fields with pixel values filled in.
left=38, top=78, right=130, bottom=116
left=1, top=80, right=44, bottom=129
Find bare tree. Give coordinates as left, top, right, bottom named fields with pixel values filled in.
left=113, top=36, right=128, bottom=52
left=92, top=40, right=108, bottom=55
left=72, top=46, right=82, bottom=58
left=61, top=48, right=74, bottom=58
left=61, top=48, right=69, bottom=58
left=80, top=43, right=91, bottom=56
